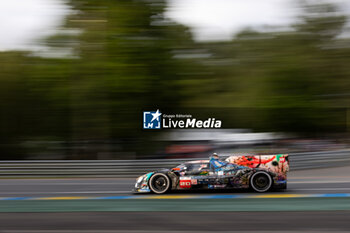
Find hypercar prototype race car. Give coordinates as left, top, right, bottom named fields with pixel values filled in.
left=133, top=154, right=289, bottom=194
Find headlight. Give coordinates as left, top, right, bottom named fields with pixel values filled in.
left=135, top=175, right=145, bottom=189
left=137, top=176, right=144, bottom=183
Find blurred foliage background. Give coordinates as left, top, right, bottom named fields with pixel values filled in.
left=1, top=0, right=350, bottom=159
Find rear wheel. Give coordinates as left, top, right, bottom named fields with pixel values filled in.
left=250, top=171, right=272, bottom=192
left=149, top=173, right=171, bottom=194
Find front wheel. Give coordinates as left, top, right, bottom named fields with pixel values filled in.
left=250, top=171, right=272, bottom=193
left=149, top=173, right=171, bottom=194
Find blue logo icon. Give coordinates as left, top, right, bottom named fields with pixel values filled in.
left=143, top=110, right=162, bottom=129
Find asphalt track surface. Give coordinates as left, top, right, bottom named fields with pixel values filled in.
left=0, top=211, right=349, bottom=232
left=0, top=165, right=349, bottom=197
left=0, top=166, right=349, bottom=232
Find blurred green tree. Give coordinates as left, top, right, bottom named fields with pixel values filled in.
left=183, top=3, right=350, bottom=133
left=0, top=0, right=200, bottom=159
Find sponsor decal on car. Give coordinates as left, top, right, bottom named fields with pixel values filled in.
left=276, top=180, right=287, bottom=184
left=191, top=179, right=198, bottom=185
left=214, top=184, right=226, bottom=188
left=179, top=179, right=192, bottom=188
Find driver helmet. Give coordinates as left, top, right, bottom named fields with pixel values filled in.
left=211, top=153, right=219, bottom=159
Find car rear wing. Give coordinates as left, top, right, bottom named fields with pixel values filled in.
left=225, top=154, right=289, bottom=175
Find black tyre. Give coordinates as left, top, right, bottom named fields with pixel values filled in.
left=149, top=173, right=171, bottom=194
left=250, top=171, right=272, bottom=193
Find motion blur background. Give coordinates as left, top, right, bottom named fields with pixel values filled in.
left=1, top=0, right=350, bottom=160
left=2, top=2, right=350, bottom=232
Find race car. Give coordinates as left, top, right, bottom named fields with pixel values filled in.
left=133, top=154, right=289, bottom=194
